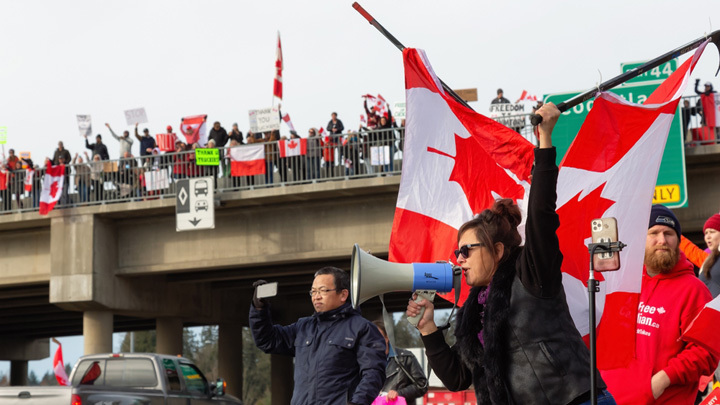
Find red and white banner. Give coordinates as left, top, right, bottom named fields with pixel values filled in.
left=230, top=145, right=265, bottom=176
left=683, top=294, right=720, bottom=358
left=0, top=166, right=8, bottom=191
left=273, top=32, right=283, bottom=100
left=51, top=338, right=70, bottom=386
left=364, top=94, right=390, bottom=118
left=180, top=115, right=208, bottom=146
left=157, top=133, right=178, bottom=152
left=558, top=41, right=708, bottom=369
left=281, top=113, right=295, bottom=132
left=515, top=90, right=538, bottom=103
left=39, top=164, right=65, bottom=215
left=389, top=48, right=534, bottom=304
left=24, top=169, right=33, bottom=192
left=279, top=138, right=307, bottom=157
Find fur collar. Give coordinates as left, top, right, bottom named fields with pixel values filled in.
left=454, top=248, right=521, bottom=404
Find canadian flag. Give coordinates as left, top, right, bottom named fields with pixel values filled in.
left=364, top=94, right=390, bottom=118
left=558, top=41, right=709, bottom=369
left=230, top=145, right=265, bottom=176
left=279, top=139, right=307, bottom=157
left=273, top=32, right=283, bottom=100
left=682, top=294, right=720, bottom=358
left=516, top=90, right=538, bottom=103
left=281, top=112, right=295, bottom=132
left=0, top=166, right=8, bottom=191
left=389, top=48, right=534, bottom=304
left=51, top=338, right=70, bottom=386
left=24, top=169, right=33, bottom=192
left=39, top=164, right=65, bottom=215
left=157, top=133, right=178, bottom=152
left=180, top=115, right=208, bottom=146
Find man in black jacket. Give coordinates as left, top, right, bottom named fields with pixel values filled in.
left=85, top=134, right=109, bottom=161
left=373, top=320, right=428, bottom=405
left=209, top=122, right=229, bottom=174
left=250, top=267, right=386, bottom=405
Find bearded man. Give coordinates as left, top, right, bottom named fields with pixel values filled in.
left=601, top=205, right=718, bottom=404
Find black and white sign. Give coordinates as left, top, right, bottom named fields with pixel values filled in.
left=77, top=115, right=92, bottom=138
left=248, top=107, right=280, bottom=133
left=124, top=107, right=148, bottom=126
left=176, top=177, right=214, bottom=231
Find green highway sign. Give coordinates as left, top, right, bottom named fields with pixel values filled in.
left=620, top=59, right=677, bottom=85
left=195, top=148, right=220, bottom=166
left=545, top=80, right=688, bottom=208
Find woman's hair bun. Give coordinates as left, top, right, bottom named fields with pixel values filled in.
left=491, top=198, right=522, bottom=229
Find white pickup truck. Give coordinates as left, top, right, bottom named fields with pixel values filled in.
left=0, top=353, right=242, bottom=405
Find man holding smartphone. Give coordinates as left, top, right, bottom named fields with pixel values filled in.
left=601, top=205, right=718, bottom=404
left=249, top=267, right=386, bottom=405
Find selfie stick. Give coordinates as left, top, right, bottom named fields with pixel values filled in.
left=586, top=241, right=626, bottom=405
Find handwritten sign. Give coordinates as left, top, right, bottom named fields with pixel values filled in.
left=76, top=115, right=92, bottom=137
left=124, top=107, right=148, bottom=126
left=248, top=107, right=280, bottom=133
left=195, top=148, right=220, bottom=166
left=0, top=127, right=6, bottom=144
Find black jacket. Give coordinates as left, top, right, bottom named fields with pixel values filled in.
left=381, top=348, right=427, bottom=405
left=422, top=148, right=605, bottom=405
left=250, top=302, right=386, bottom=405
left=85, top=139, right=109, bottom=161
left=209, top=127, right=229, bottom=147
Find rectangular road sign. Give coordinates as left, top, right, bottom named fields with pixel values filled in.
left=544, top=80, right=688, bottom=208
left=620, top=59, right=677, bottom=85
left=176, top=177, right=215, bottom=231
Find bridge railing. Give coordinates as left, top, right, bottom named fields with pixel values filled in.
left=681, top=95, right=720, bottom=147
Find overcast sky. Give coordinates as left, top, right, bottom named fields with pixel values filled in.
left=1, top=0, right=720, bottom=377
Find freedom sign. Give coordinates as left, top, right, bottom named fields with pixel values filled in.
left=248, top=107, right=280, bottom=133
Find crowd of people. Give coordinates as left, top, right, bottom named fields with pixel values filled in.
left=0, top=109, right=404, bottom=212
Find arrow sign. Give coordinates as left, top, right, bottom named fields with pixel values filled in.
left=176, top=177, right=215, bottom=232
left=189, top=218, right=201, bottom=227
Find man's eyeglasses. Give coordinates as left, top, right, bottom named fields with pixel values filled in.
left=454, top=243, right=484, bottom=259
left=309, top=288, right=338, bottom=297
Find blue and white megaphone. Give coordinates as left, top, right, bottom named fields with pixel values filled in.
left=350, top=244, right=461, bottom=326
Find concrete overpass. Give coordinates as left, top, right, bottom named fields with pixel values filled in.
left=0, top=145, right=718, bottom=402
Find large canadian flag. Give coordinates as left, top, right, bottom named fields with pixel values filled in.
left=51, top=338, right=70, bottom=386
left=389, top=48, right=534, bottom=304
left=279, top=138, right=307, bottom=157
left=558, top=41, right=709, bottom=369
left=180, top=115, right=208, bottom=146
left=230, top=145, right=265, bottom=176
left=39, top=164, right=65, bottom=215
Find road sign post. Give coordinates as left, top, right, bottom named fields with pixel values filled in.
left=176, top=177, right=215, bottom=231
left=545, top=78, right=688, bottom=208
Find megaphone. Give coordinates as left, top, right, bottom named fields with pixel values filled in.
left=350, top=244, right=460, bottom=326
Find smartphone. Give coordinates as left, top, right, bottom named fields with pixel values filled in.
left=591, top=217, right=621, bottom=272
left=256, top=282, right=278, bottom=299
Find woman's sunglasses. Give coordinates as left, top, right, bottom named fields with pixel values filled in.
left=454, top=243, right=484, bottom=259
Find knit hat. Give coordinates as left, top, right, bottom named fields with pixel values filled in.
left=649, top=205, right=681, bottom=237
left=166, top=125, right=173, bottom=132
left=704, top=214, right=720, bottom=233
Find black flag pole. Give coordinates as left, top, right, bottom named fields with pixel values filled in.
left=530, top=30, right=720, bottom=125
left=352, top=2, right=475, bottom=111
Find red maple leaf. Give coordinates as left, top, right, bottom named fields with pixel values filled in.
left=556, top=183, right=615, bottom=283
left=287, top=140, right=298, bottom=149
left=428, top=133, right=527, bottom=214
left=49, top=180, right=59, bottom=199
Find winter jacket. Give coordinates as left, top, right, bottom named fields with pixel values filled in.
left=601, top=253, right=717, bottom=404
left=52, top=148, right=71, bottom=166
left=208, top=127, right=229, bottom=147
left=85, top=139, right=109, bottom=161
left=249, top=301, right=386, bottom=405
left=421, top=147, right=604, bottom=405
left=679, top=235, right=708, bottom=269
left=135, top=128, right=157, bottom=156
left=700, top=255, right=720, bottom=297
left=380, top=348, right=427, bottom=405
left=109, top=128, right=134, bottom=157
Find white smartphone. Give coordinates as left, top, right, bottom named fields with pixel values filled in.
left=591, top=217, right=621, bottom=272
left=256, top=282, right=278, bottom=299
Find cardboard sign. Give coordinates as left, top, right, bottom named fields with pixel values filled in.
left=124, top=107, right=148, bottom=126
left=195, top=148, right=220, bottom=166
left=248, top=107, right=280, bottom=133
left=488, top=102, right=526, bottom=129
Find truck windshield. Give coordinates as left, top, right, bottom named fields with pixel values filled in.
left=72, top=358, right=158, bottom=388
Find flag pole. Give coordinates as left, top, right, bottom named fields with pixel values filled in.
left=352, top=2, right=475, bottom=111
left=531, top=30, right=720, bottom=125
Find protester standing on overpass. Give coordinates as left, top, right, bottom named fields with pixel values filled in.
left=250, top=267, right=386, bottom=405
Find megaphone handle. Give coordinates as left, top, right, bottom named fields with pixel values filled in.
left=407, top=290, right=436, bottom=327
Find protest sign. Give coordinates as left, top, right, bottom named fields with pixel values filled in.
left=195, top=148, right=220, bottom=166
left=0, top=127, right=6, bottom=144
left=488, top=102, right=526, bottom=129
left=124, top=107, right=148, bottom=126
left=76, top=115, right=92, bottom=137
left=248, top=107, right=280, bottom=133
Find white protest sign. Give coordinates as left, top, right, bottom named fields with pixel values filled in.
left=248, top=107, right=280, bottom=133
left=124, top=107, right=148, bottom=126
left=393, top=102, right=406, bottom=120
left=76, top=115, right=92, bottom=138
left=370, top=146, right=391, bottom=165
left=488, top=102, right=526, bottom=129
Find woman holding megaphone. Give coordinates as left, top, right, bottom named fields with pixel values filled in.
left=406, top=103, right=616, bottom=405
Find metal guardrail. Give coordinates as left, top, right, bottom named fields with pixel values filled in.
left=0, top=127, right=407, bottom=214
left=681, top=95, right=720, bottom=147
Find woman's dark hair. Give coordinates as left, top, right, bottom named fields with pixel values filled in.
left=457, top=198, right=522, bottom=264
left=701, top=249, right=718, bottom=280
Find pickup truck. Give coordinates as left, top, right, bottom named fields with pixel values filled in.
left=0, top=353, right=243, bottom=405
